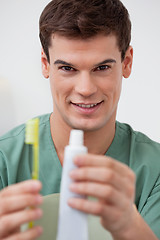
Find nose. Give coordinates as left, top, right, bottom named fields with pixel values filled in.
left=74, top=72, right=97, bottom=97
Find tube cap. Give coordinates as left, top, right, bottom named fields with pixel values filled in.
left=69, top=130, right=84, bottom=146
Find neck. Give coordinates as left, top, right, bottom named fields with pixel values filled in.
left=83, top=121, right=116, bottom=156
left=50, top=113, right=116, bottom=165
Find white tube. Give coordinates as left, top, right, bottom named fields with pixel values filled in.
left=56, top=130, right=88, bottom=240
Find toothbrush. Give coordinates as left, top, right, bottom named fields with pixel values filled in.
left=25, top=118, right=40, bottom=228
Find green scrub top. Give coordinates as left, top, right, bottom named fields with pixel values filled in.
left=0, top=113, right=160, bottom=238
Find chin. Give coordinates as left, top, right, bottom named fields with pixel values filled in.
left=67, top=118, right=106, bottom=132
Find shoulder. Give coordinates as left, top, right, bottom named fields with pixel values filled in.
left=116, top=121, right=160, bottom=152
left=116, top=121, right=160, bottom=184
left=115, top=121, right=160, bottom=174
left=0, top=113, right=51, bottom=155
left=116, top=122, right=160, bottom=212
left=0, top=113, right=52, bottom=189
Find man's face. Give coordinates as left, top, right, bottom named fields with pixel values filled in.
left=42, top=34, right=132, bottom=131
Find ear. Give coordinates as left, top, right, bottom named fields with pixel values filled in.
left=122, top=46, right=133, bottom=78
left=41, top=48, right=50, bottom=79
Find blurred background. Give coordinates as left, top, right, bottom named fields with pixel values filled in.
left=0, top=0, right=160, bottom=142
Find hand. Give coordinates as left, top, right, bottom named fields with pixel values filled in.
left=68, top=154, right=136, bottom=237
left=0, top=180, right=43, bottom=240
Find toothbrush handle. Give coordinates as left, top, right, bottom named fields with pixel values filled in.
left=32, top=144, right=39, bottom=180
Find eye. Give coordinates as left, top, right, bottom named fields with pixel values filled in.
left=58, top=66, right=75, bottom=72
left=94, top=65, right=110, bottom=71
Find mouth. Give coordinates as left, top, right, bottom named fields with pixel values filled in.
left=71, top=101, right=103, bottom=113
left=74, top=102, right=101, bottom=108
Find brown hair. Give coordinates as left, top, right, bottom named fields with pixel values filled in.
left=39, top=0, right=131, bottom=62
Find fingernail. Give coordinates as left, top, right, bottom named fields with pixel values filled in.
left=36, top=226, right=43, bottom=235
left=68, top=198, right=75, bottom=205
left=69, top=183, right=77, bottom=191
left=36, top=195, right=43, bottom=204
left=36, top=208, right=43, bottom=218
left=74, top=157, right=83, bottom=165
left=32, top=181, right=41, bottom=190
left=69, top=170, right=78, bottom=178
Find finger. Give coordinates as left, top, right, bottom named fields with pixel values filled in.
left=68, top=196, right=123, bottom=217
left=68, top=197, right=132, bottom=220
left=68, top=197, right=135, bottom=234
left=0, top=194, right=43, bottom=216
left=70, top=167, right=135, bottom=196
left=69, top=182, right=130, bottom=207
left=68, top=197, right=106, bottom=216
left=0, top=208, right=43, bottom=238
left=70, top=167, right=133, bottom=191
left=74, top=154, right=131, bottom=174
left=3, top=226, right=43, bottom=240
left=0, top=180, right=42, bottom=197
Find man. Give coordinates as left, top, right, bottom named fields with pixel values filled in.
left=0, top=0, right=160, bottom=239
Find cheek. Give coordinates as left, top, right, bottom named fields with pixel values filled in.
left=49, top=76, right=73, bottom=103
left=100, top=71, right=122, bottom=100
left=101, top=77, right=122, bottom=94
left=111, top=67, right=123, bottom=90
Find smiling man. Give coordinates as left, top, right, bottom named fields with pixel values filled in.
left=0, top=0, right=160, bottom=239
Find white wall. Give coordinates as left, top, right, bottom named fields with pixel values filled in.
left=0, top=0, right=52, bottom=135
left=118, top=0, right=160, bottom=142
left=0, top=1, right=160, bottom=142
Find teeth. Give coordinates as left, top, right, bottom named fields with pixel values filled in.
left=75, top=103, right=98, bottom=108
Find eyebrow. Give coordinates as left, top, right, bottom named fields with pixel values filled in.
left=54, top=58, right=116, bottom=67
left=95, top=59, right=116, bottom=67
left=54, top=60, right=74, bottom=66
